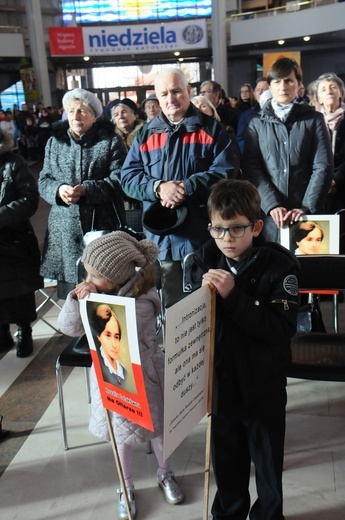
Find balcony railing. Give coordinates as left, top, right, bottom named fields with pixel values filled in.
left=229, top=0, right=339, bottom=21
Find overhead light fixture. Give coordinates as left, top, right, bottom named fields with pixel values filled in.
left=178, top=57, right=184, bottom=62
left=278, top=40, right=285, bottom=45
left=83, top=56, right=90, bottom=61
left=174, top=51, right=180, bottom=56
left=303, top=36, right=311, bottom=42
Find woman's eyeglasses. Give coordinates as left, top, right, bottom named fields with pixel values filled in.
left=208, top=223, right=254, bottom=239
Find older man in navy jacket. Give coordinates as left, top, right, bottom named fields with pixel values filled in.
left=121, top=67, right=235, bottom=307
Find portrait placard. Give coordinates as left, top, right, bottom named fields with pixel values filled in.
left=280, top=214, right=340, bottom=255
left=80, top=293, right=153, bottom=431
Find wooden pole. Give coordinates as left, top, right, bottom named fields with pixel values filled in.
left=203, top=287, right=217, bottom=520
left=106, top=409, right=133, bottom=520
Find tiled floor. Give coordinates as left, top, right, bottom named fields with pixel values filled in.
left=0, top=161, right=345, bottom=519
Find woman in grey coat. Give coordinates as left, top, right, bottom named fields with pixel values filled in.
left=39, top=88, right=127, bottom=298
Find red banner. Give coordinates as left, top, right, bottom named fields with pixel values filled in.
left=49, top=27, right=84, bottom=56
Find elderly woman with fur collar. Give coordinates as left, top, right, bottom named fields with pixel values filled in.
left=110, top=98, right=145, bottom=152
left=38, top=88, right=127, bottom=299
left=0, top=129, right=43, bottom=357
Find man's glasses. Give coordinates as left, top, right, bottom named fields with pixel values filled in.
left=208, top=223, right=254, bottom=239
left=200, top=90, right=213, bottom=95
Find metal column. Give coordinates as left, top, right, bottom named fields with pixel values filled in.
left=24, top=0, right=52, bottom=106
left=211, top=0, right=228, bottom=94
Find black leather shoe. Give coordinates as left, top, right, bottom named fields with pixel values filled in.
left=16, top=326, right=33, bottom=358
left=0, top=324, right=14, bottom=349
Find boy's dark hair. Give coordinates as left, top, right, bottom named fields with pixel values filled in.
left=207, top=179, right=261, bottom=222
left=267, top=57, right=302, bottom=85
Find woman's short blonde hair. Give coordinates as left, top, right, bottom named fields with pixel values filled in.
left=191, top=95, right=220, bottom=121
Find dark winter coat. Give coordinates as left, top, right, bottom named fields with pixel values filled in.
left=39, top=118, right=127, bottom=284
left=326, top=117, right=345, bottom=213
left=242, top=100, right=333, bottom=241
left=0, top=130, right=43, bottom=302
left=37, top=114, right=53, bottom=154
left=121, top=103, right=236, bottom=261
left=216, top=103, right=240, bottom=133
left=189, top=238, right=299, bottom=415
left=236, top=103, right=260, bottom=153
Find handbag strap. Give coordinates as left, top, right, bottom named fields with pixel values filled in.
left=89, top=137, right=127, bottom=230
left=90, top=201, right=126, bottom=231
left=111, top=200, right=127, bottom=229
left=90, top=209, right=96, bottom=231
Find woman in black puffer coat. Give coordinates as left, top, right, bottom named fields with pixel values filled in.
left=0, top=129, right=43, bottom=357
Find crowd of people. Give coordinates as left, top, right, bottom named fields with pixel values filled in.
left=0, top=103, right=61, bottom=161
left=1, top=58, right=344, bottom=520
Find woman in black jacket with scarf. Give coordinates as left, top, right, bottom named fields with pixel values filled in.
left=0, top=129, right=43, bottom=357
left=243, top=58, right=333, bottom=243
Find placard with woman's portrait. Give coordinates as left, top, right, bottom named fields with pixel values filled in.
left=80, top=293, right=153, bottom=431
left=280, top=215, right=340, bottom=255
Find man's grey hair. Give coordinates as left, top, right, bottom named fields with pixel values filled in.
left=200, top=80, right=222, bottom=94
left=62, top=88, right=103, bottom=118
left=154, top=67, right=189, bottom=91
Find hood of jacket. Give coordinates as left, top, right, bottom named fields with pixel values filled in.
left=51, top=117, right=116, bottom=144
left=0, top=130, right=15, bottom=156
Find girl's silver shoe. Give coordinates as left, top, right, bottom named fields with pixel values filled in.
left=117, top=486, right=136, bottom=519
left=157, top=470, right=184, bottom=504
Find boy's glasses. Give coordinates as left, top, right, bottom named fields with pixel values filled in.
left=208, top=223, right=253, bottom=239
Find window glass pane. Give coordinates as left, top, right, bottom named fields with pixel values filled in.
left=0, top=81, right=25, bottom=111
left=62, top=0, right=212, bottom=24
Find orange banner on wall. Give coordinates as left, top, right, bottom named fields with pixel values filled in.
left=263, top=51, right=301, bottom=76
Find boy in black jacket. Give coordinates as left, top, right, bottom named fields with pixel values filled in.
left=193, top=179, right=299, bottom=519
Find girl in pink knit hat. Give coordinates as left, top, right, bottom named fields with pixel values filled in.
left=58, top=231, right=184, bottom=519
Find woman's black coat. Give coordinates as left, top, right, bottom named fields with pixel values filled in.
left=0, top=131, right=43, bottom=302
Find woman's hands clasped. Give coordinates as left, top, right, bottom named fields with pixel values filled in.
left=58, top=184, right=85, bottom=205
